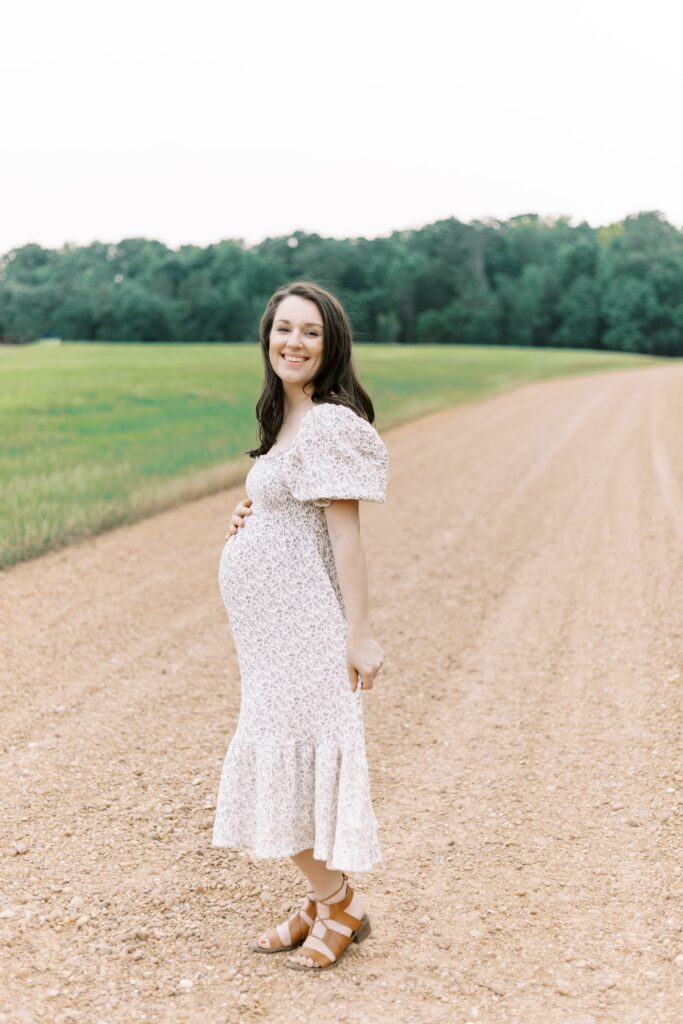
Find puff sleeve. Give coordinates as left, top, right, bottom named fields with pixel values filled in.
left=288, top=403, right=389, bottom=508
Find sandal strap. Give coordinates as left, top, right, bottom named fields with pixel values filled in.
left=287, top=909, right=308, bottom=946
left=293, top=880, right=364, bottom=967
left=296, top=916, right=356, bottom=967
left=261, top=894, right=317, bottom=948
left=315, top=872, right=348, bottom=904
left=301, top=893, right=316, bottom=914
left=296, top=945, right=332, bottom=968
left=319, top=903, right=363, bottom=930
left=316, top=882, right=361, bottom=927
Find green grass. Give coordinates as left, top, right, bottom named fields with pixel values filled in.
left=0, top=340, right=667, bottom=569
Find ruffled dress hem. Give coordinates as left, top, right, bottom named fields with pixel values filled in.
left=211, top=735, right=381, bottom=873
left=210, top=834, right=382, bottom=874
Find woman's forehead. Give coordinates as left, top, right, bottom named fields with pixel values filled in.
left=274, top=295, right=322, bottom=323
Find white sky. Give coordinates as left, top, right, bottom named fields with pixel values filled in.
left=2, top=0, right=682, bottom=253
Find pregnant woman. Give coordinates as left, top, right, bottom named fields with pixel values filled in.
left=212, top=280, right=389, bottom=971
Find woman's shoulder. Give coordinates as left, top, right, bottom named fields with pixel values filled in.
left=287, top=400, right=389, bottom=504
left=296, top=400, right=388, bottom=465
left=305, top=400, right=378, bottom=434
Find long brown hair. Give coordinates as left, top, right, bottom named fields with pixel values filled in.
left=247, top=280, right=376, bottom=458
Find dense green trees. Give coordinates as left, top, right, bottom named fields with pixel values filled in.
left=1, top=211, right=682, bottom=355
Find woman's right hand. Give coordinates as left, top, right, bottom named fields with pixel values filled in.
left=225, top=497, right=253, bottom=540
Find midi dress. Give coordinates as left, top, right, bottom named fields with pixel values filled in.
left=212, top=401, right=390, bottom=872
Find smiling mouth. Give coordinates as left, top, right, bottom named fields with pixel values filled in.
left=282, top=354, right=309, bottom=363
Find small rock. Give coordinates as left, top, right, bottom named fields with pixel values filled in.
left=179, top=978, right=193, bottom=990
left=0, top=909, right=15, bottom=919
left=478, top=976, right=507, bottom=996
left=13, top=842, right=29, bottom=855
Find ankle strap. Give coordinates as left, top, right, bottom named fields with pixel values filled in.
left=316, top=872, right=348, bottom=904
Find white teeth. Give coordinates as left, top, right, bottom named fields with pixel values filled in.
left=283, top=355, right=307, bottom=363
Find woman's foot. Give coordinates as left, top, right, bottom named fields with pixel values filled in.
left=249, top=889, right=317, bottom=952
left=286, top=873, right=370, bottom=969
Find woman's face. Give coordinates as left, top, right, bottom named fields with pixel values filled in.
left=269, top=294, right=324, bottom=392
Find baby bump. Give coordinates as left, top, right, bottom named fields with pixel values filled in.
left=218, top=531, right=271, bottom=610
left=218, top=525, right=339, bottom=618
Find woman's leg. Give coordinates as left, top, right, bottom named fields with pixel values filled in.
left=290, top=848, right=345, bottom=900
left=288, top=848, right=367, bottom=968
left=253, top=848, right=339, bottom=950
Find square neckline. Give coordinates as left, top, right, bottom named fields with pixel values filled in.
left=259, top=402, right=333, bottom=459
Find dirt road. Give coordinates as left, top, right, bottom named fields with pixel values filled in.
left=1, top=364, right=682, bottom=1024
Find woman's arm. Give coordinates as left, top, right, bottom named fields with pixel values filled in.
left=325, top=500, right=384, bottom=692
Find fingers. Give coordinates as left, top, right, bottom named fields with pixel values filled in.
left=347, top=666, right=382, bottom=692
left=360, top=656, right=385, bottom=690
left=225, top=516, right=241, bottom=539
left=360, top=671, right=374, bottom=691
left=224, top=500, right=253, bottom=540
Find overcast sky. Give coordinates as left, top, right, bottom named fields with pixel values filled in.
left=3, top=0, right=682, bottom=253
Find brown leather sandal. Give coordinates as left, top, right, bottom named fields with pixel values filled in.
left=249, top=889, right=317, bottom=953
left=285, top=873, right=372, bottom=971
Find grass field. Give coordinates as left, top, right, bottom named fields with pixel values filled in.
left=0, top=340, right=667, bottom=569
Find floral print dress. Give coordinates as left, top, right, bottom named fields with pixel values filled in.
left=212, top=401, right=390, bottom=872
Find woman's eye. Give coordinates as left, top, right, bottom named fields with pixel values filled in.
left=276, top=326, right=319, bottom=337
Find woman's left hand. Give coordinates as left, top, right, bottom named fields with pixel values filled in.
left=346, top=632, right=384, bottom=692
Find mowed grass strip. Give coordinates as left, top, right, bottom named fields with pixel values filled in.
left=0, top=341, right=663, bottom=569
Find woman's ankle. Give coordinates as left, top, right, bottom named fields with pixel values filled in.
left=313, top=870, right=346, bottom=903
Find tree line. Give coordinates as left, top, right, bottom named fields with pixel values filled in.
left=1, top=210, right=682, bottom=355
